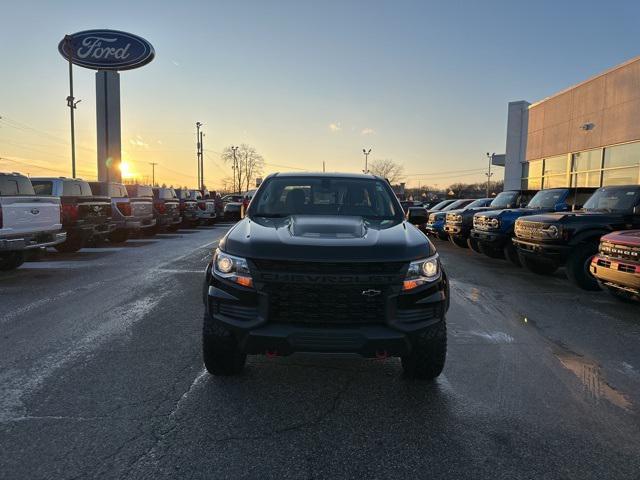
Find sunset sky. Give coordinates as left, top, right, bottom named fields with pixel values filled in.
left=2, top=0, right=640, bottom=189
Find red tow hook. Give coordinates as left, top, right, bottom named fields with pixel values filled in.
left=375, top=350, right=389, bottom=360
left=266, top=350, right=279, bottom=359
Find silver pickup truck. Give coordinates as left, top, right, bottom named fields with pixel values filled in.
left=88, top=182, right=155, bottom=243
left=0, top=172, right=66, bottom=270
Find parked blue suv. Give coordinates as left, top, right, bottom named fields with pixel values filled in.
left=470, top=187, right=596, bottom=265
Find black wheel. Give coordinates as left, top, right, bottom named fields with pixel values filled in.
left=566, top=243, right=600, bottom=291
left=467, top=237, right=482, bottom=254
left=401, top=319, right=447, bottom=380
left=0, top=252, right=25, bottom=271
left=54, top=235, right=84, bottom=253
left=207, top=218, right=216, bottom=226
left=203, top=314, right=246, bottom=376
left=167, top=224, right=180, bottom=232
left=478, top=242, right=504, bottom=259
left=108, top=229, right=129, bottom=244
left=437, top=231, right=448, bottom=241
left=503, top=242, right=521, bottom=267
left=520, top=254, right=558, bottom=275
left=449, top=236, right=468, bottom=249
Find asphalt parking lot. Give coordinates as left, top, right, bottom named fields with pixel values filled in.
left=1, top=224, right=639, bottom=479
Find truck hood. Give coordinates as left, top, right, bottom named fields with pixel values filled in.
left=221, top=215, right=433, bottom=262
left=521, top=211, right=626, bottom=225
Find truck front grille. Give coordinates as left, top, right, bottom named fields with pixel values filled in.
left=266, top=283, right=386, bottom=325
left=251, top=259, right=404, bottom=276
left=600, top=241, right=640, bottom=263
left=514, top=220, right=547, bottom=240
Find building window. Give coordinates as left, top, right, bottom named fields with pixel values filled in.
left=571, top=149, right=603, bottom=188
left=601, top=143, right=640, bottom=186
left=521, top=159, right=543, bottom=189
left=542, top=155, right=569, bottom=188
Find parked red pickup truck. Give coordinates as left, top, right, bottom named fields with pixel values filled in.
left=32, top=177, right=113, bottom=252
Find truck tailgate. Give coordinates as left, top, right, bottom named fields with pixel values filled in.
left=77, top=196, right=112, bottom=224
left=1, top=196, right=61, bottom=236
left=130, top=198, right=153, bottom=218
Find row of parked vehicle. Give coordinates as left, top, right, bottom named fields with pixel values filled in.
left=0, top=172, right=245, bottom=271
left=405, top=185, right=640, bottom=302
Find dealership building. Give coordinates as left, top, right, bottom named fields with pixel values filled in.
left=501, top=56, right=640, bottom=191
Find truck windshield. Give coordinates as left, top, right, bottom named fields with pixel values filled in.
left=526, top=189, right=566, bottom=209
left=490, top=191, right=517, bottom=209
left=583, top=187, right=640, bottom=212
left=465, top=198, right=490, bottom=209
left=156, top=188, right=178, bottom=200
left=442, top=199, right=470, bottom=211
left=250, top=176, right=402, bottom=221
left=430, top=200, right=453, bottom=211
left=32, top=181, right=53, bottom=195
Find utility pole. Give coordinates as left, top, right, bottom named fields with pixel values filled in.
left=65, top=35, right=81, bottom=178
left=231, top=146, right=239, bottom=193
left=485, top=152, right=495, bottom=197
left=196, top=122, right=203, bottom=189
left=199, top=131, right=204, bottom=190
left=362, top=148, right=371, bottom=174
left=149, top=162, right=158, bottom=186
left=323, top=161, right=326, bottom=173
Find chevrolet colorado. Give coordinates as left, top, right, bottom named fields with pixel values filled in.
left=203, top=173, right=449, bottom=379
left=513, top=185, right=640, bottom=290
left=0, top=173, right=66, bottom=270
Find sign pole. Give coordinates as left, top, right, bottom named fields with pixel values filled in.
left=65, top=35, right=78, bottom=178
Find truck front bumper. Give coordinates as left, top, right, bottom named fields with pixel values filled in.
left=470, top=229, right=509, bottom=247
left=443, top=223, right=464, bottom=236
left=0, top=231, right=67, bottom=251
left=512, top=238, right=570, bottom=265
left=204, top=263, right=449, bottom=357
left=590, top=255, right=640, bottom=294
left=425, top=221, right=445, bottom=236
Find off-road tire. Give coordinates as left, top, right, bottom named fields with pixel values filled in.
left=54, top=235, right=84, bottom=253
left=108, top=229, right=129, bottom=244
left=566, top=242, right=600, bottom=291
left=401, top=319, right=447, bottom=380
left=478, top=242, right=504, bottom=259
left=520, top=254, right=558, bottom=275
left=203, top=314, right=247, bottom=376
left=467, top=237, right=482, bottom=254
left=503, top=242, right=521, bottom=267
left=449, top=236, right=468, bottom=249
left=0, top=252, right=25, bottom=271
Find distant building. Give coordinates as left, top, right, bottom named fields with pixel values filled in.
left=502, top=56, right=640, bottom=190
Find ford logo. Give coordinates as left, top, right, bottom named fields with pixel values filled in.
left=58, top=29, right=155, bottom=71
left=361, top=289, right=382, bottom=297
left=30, top=208, right=39, bottom=215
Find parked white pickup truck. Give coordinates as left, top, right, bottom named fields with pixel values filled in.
left=0, top=173, right=66, bottom=270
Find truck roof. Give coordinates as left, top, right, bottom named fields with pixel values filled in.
left=266, top=172, right=384, bottom=181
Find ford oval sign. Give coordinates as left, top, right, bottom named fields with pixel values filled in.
left=58, top=30, right=155, bottom=70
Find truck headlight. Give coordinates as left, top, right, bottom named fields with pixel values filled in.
left=488, top=218, right=500, bottom=229
left=213, top=249, right=253, bottom=288
left=403, top=254, right=440, bottom=291
left=543, top=224, right=561, bottom=238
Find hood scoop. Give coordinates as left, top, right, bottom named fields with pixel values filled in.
left=288, top=215, right=367, bottom=239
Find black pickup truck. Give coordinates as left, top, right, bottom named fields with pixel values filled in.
left=31, top=177, right=113, bottom=252
left=513, top=185, right=640, bottom=290
left=202, top=173, right=450, bottom=379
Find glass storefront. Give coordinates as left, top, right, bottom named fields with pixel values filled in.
left=522, top=142, right=640, bottom=189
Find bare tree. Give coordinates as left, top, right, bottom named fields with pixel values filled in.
left=368, top=159, right=404, bottom=184
left=220, top=144, right=265, bottom=193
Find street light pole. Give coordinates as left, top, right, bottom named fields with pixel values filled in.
left=200, top=131, right=204, bottom=190
left=196, top=122, right=203, bottom=189
left=362, top=148, right=371, bottom=174
left=485, top=152, right=495, bottom=197
left=231, top=146, right=239, bottom=193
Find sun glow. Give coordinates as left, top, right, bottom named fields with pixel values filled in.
left=119, top=161, right=134, bottom=178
